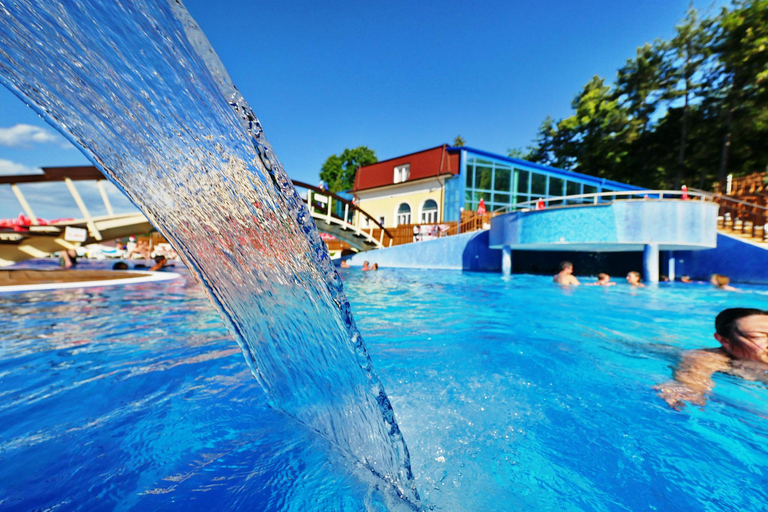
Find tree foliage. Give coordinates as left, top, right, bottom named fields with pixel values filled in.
left=319, top=146, right=378, bottom=192
left=525, top=0, right=768, bottom=190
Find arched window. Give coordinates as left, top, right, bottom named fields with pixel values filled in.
left=396, top=203, right=411, bottom=226
left=421, top=199, right=438, bottom=224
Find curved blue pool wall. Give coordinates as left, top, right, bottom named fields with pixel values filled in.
left=667, top=233, right=768, bottom=284
left=346, top=231, right=502, bottom=271
left=489, top=200, right=719, bottom=252
left=490, top=199, right=718, bottom=282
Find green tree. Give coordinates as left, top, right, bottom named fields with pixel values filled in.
left=523, top=1, right=768, bottom=191
left=713, top=0, right=768, bottom=185
left=319, top=146, right=378, bottom=192
left=557, top=76, right=631, bottom=181
left=665, top=7, right=715, bottom=188
left=453, top=135, right=466, bottom=147
left=526, top=115, right=558, bottom=166
left=614, top=42, right=669, bottom=183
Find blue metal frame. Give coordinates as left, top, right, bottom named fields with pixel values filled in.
left=447, top=146, right=644, bottom=215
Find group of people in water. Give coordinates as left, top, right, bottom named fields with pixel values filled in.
left=553, top=261, right=737, bottom=291
left=339, top=259, right=379, bottom=271
left=552, top=260, right=765, bottom=410
left=112, top=254, right=172, bottom=272
left=552, top=262, right=646, bottom=287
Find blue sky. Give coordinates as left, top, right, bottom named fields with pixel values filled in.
left=0, top=0, right=725, bottom=218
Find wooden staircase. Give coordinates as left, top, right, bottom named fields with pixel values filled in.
left=709, top=171, right=768, bottom=246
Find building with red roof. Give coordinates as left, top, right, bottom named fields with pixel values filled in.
left=352, top=144, right=641, bottom=229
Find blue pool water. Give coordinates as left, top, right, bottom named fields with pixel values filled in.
left=0, top=0, right=416, bottom=499
left=3, top=264, right=768, bottom=511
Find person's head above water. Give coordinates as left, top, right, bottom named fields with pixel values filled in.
left=715, top=308, right=768, bottom=363
left=559, top=261, right=573, bottom=273
left=626, top=271, right=643, bottom=286
left=710, top=274, right=730, bottom=288
left=598, top=273, right=610, bottom=282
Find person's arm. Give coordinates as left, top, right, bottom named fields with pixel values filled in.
left=655, top=349, right=730, bottom=410
left=149, top=260, right=166, bottom=271
left=61, top=250, right=74, bottom=268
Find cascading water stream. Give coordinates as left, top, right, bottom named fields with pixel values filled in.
left=0, top=0, right=418, bottom=504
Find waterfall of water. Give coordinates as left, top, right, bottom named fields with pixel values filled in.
left=0, top=0, right=417, bottom=503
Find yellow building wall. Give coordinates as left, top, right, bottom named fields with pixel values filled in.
left=357, top=188, right=443, bottom=228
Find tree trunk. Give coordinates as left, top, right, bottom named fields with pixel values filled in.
left=717, top=105, right=734, bottom=191
left=676, top=89, right=690, bottom=189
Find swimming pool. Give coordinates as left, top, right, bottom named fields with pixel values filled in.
left=2, top=262, right=768, bottom=511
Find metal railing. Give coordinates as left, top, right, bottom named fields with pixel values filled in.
left=0, top=168, right=395, bottom=250
left=489, top=187, right=768, bottom=243
left=0, top=166, right=126, bottom=241
left=493, top=189, right=714, bottom=215
left=290, top=181, right=394, bottom=248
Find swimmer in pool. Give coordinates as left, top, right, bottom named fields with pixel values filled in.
left=586, top=273, right=616, bottom=286
left=149, top=255, right=172, bottom=271
left=655, top=308, right=768, bottom=410
left=710, top=273, right=737, bottom=291
left=626, top=271, right=645, bottom=287
left=553, top=261, right=580, bottom=286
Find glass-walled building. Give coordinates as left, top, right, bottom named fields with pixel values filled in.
left=354, top=145, right=643, bottom=227
left=443, top=147, right=642, bottom=222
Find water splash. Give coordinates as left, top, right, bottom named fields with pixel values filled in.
left=0, top=0, right=417, bottom=503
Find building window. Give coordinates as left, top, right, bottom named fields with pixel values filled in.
left=531, top=173, right=547, bottom=196
left=494, top=167, right=511, bottom=192
left=474, top=164, right=493, bottom=190
left=421, top=199, right=438, bottom=223
left=550, top=177, right=564, bottom=196
left=396, top=202, right=412, bottom=225
left=394, top=164, right=410, bottom=183
left=566, top=180, right=581, bottom=196
left=378, top=216, right=385, bottom=226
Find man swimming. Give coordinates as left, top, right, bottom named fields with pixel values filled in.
left=553, top=261, right=580, bottom=286
left=656, top=308, right=768, bottom=410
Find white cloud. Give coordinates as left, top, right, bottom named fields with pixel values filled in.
left=0, top=159, right=42, bottom=175
left=0, top=123, right=60, bottom=147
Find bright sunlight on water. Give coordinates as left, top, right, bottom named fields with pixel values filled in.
left=3, top=263, right=768, bottom=511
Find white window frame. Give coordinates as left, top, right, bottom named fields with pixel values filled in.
left=395, top=202, right=412, bottom=226
left=420, top=198, right=439, bottom=224
left=393, top=163, right=410, bottom=184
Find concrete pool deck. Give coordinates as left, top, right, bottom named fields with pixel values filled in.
left=0, top=269, right=180, bottom=293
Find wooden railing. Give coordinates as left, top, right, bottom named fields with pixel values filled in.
left=729, top=171, right=768, bottom=198
left=701, top=191, right=768, bottom=242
